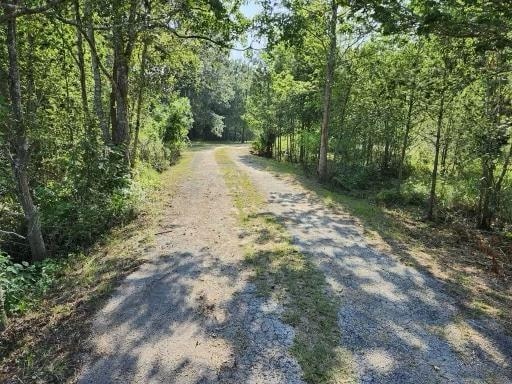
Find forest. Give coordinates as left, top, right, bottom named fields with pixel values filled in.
left=0, top=0, right=511, bottom=382
left=0, top=0, right=252, bottom=322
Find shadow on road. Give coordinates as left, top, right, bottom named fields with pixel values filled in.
left=236, top=151, right=512, bottom=383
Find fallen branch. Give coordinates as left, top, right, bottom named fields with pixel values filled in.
left=0, top=229, right=26, bottom=240
left=154, top=230, right=174, bottom=236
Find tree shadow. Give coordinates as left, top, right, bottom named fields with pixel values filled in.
left=235, top=151, right=512, bottom=383
left=79, top=243, right=302, bottom=383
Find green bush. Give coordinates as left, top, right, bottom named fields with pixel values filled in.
left=375, top=188, right=403, bottom=205
left=0, top=251, right=63, bottom=315
left=332, top=164, right=382, bottom=190
left=251, top=136, right=266, bottom=155
left=375, top=182, right=428, bottom=207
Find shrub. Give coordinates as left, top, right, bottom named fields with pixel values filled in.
left=0, top=251, right=63, bottom=315
left=375, top=182, right=428, bottom=207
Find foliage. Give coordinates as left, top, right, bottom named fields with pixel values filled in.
left=187, top=49, right=253, bottom=141
left=0, top=0, right=246, bottom=321
left=246, top=1, right=512, bottom=229
left=0, top=251, right=62, bottom=315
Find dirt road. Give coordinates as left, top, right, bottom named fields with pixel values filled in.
left=78, top=144, right=512, bottom=383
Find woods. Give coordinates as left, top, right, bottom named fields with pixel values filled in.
left=246, top=0, right=512, bottom=230
left=0, top=0, right=245, bottom=328
left=0, top=0, right=511, bottom=381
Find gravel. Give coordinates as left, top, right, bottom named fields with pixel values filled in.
left=232, top=146, right=512, bottom=384
left=78, top=146, right=303, bottom=384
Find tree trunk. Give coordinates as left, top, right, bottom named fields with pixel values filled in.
left=112, top=52, right=130, bottom=148
left=427, top=83, right=446, bottom=221
left=85, top=0, right=110, bottom=143
left=382, top=119, right=391, bottom=172
left=317, top=0, right=337, bottom=181
left=493, top=138, right=512, bottom=220
left=111, top=0, right=137, bottom=165
left=74, top=0, right=89, bottom=123
left=112, top=0, right=131, bottom=164
left=4, top=6, right=47, bottom=261
left=131, top=40, right=148, bottom=168
left=440, top=131, right=450, bottom=176
left=478, top=157, right=494, bottom=229
left=398, top=85, right=415, bottom=182
left=0, top=286, right=7, bottom=332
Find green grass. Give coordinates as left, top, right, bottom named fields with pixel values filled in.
left=215, top=147, right=354, bottom=384
left=245, top=155, right=407, bottom=242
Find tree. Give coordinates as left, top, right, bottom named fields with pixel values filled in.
left=318, top=0, right=337, bottom=181
left=1, top=1, right=56, bottom=262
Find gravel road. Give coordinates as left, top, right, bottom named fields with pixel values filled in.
left=78, top=144, right=512, bottom=383
left=78, top=146, right=303, bottom=384
left=231, top=146, right=512, bottom=384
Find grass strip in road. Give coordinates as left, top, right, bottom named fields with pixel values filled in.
left=215, top=147, right=354, bottom=384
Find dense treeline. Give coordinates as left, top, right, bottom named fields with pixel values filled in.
left=247, top=0, right=512, bottom=230
left=186, top=47, right=252, bottom=142
left=0, top=0, right=245, bottom=325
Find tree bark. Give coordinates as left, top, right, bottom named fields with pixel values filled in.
left=427, top=79, right=446, bottom=221
left=4, top=4, right=47, bottom=261
left=131, top=40, right=148, bottom=167
left=74, top=0, right=89, bottom=123
left=398, top=85, right=415, bottom=182
left=0, top=286, right=7, bottom=331
left=84, top=0, right=110, bottom=143
left=111, top=45, right=130, bottom=148
left=317, top=0, right=337, bottom=182
left=110, top=0, right=138, bottom=165
left=478, top=157, right=494, bottom=229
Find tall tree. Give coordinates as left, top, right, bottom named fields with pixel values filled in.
left=2, top=2, right=48, bottom=261
left=318, top=0, right=337, bottom=181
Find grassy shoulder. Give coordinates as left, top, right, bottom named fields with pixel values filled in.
left=215, top=147, right=354, bottom=384
left=246, top=154, right=512, bottom=333
left=0, top=152, right=193, bottom=383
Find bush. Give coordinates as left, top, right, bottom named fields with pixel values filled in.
left=375, top=188, right=403, bottom=205
left=375, top=182, right=428, bottom=207
left=332, top=164, right=382, bottom=190
left=251, top=136, right=266, bottom=155
left=0, top=251, right=63, bottom=315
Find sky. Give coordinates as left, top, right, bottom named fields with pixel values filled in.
left=230, top=1, right=264, bottom=61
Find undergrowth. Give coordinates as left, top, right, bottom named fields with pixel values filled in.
left=0, top=152, right=193, bottom=383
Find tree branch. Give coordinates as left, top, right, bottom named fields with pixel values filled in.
left=149, top=22, right=233, bottom=49
left=0, top=229, right=25, bottom=240
left=0, top=0, right=66, bottom=22
left=52, top=14, right=115, bottom=87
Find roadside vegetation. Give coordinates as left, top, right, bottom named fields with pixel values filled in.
left=0, top=1, right=248, bottom=332
left=1, top=0, right=511, bottom=382
left=244, top=1, right=512, bottom=331
left=0, top=153, right=193, bottom=382
left=247, top=1, right=512, bottom=234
